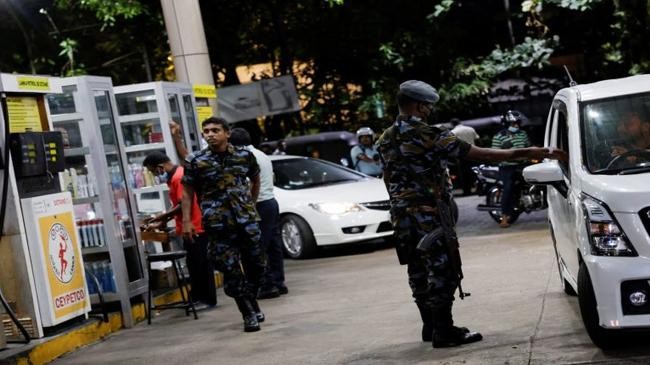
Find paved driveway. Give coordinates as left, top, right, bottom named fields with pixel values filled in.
left=53, top=196, right=650, bottom=365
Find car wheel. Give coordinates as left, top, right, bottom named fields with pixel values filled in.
left=280, top=214, right=316, bottom=259
left=486, top=186, right=520, bottom=224
left=577, top=262, right=621, bottom=349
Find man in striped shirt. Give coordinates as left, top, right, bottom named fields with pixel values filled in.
left=491, top=110, right=531, bottom=228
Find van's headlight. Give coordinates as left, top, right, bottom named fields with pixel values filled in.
left=581, top=195, right=637, bottom=256
left=309, top=202, right=362, bottom=215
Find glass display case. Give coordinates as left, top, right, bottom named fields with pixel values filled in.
left=114, top=82, right=200, bottom=219
left=47, top=76, right=147, bottom=328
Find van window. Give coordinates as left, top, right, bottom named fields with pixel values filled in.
left=556, top=108, right=570, bottom=177
left=582, top=92, right=650, bottom=173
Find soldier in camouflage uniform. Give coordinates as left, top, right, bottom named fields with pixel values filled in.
left=377, top=80, right=566, bottom=348
left=182, top=117, right=267, bottom=333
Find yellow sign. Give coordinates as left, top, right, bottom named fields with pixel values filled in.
left=38, top=212, right=88, bottom=319
left=193, top=84, right=217, bottom=99
left=196, top=106, right=214, bottom=123
left=17, top=76, right=50, bottom=91
left=7, top=96, right=43, bottom=133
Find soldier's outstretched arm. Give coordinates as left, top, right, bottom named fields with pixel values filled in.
left=465, top=145, right=568, bottom=163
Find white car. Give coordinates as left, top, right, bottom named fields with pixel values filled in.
left=523, top=74, right=650, bottom=349
left=270, top=155, right=393, bottom=258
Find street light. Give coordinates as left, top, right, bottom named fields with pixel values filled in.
left=39, top=8, right=60, bottom=38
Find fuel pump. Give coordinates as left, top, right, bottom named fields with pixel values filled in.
left=0, top=73, right=90, bottom=342
left=0, top=92, right=26, bottom=347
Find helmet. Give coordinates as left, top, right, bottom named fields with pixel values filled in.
left=501, top=110, right=524, bottom=126
left=356, top=127, right=374, bottom=139
left=398, top=80, right=440, bottom=104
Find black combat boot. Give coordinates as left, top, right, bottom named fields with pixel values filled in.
left=250, top=298, right=265, bottom=323
left=419, top=303, right=469, bottom=342
left=235, top=297, right=260, bottom=332
left=432, top=327, right=483, bottom=348
left=431, top=305, right=481, bottom=348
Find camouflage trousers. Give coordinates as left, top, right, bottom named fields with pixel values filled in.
left=392, top=207, right=458, bottom=310
left=205, top=222, right=267, bottom=299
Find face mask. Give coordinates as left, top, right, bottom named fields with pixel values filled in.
left=423, top=106, right=437, bottom=124
left=508, top=126, right=519, bottom=133
left=157, top=171, right=169, bottom=184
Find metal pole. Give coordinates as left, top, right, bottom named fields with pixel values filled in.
left=160, top=0, right=217, bottom=111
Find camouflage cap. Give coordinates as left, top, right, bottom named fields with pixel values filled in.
left=399, top=80, right=440, bottom=104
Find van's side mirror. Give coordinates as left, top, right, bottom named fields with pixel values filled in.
left=523, top=161, right=568, bottom=198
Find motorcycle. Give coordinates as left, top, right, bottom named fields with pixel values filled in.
left=473, top=164, right=547, bottom=224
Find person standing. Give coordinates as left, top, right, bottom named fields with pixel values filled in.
left=142, top=151, right=217, bottom=310
left=376, top=80, right=565, bottom=348
left=450, top=119, right=479, bottom=195
left=229, top=128, right=288, bottom=299
left=491, top=110, right=531, bottom=228
left=181, top=117, right=267, bottom=332
left=350, top=127, right=383, bottom=177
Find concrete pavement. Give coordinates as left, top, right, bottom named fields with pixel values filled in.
left=50, top=196, right=650, bottom=364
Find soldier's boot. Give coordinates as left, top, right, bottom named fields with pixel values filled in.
left=250, top=297, right=265, bottom=323
left=235, top=297, right=260, bottom=332
left=431, top=306, right=481, bottom=348
left=419, top=303, right=469, bottom=342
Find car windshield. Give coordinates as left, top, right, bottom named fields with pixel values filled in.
left=272, top=158, right=365, bottom=190
left=582, top=92, right=650, bottom=174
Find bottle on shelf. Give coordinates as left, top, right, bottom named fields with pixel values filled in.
left=77, top=220, right=86, bottom=248
left=127, top=164, right=136, bottom=189
left=87, top=175, right=96, bottom=197
left=98, top=219, right=107, bottom=247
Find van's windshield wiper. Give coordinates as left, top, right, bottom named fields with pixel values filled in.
left=592, top=168, right=622, bottom=175
left=307, top=178, right=356, bottom=187
left=619, top=166, right=650, bottom=175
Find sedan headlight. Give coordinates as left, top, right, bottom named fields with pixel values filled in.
left=309, top=202, right=363, bottom=215
left=581, top=195, right=637, bottom=256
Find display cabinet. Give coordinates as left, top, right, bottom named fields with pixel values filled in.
left=47, top=76, right=147, bottom=328
left=113, top=82, right=200, bottom=218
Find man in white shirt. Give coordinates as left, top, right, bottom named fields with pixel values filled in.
left=230, top=128, right=287, bottom=299
left=450, top=119, right=479, bottom=195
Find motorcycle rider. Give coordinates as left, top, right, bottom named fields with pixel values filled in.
left=491, top=110, right=531, bottom=228
left=350, top=127, right=383, bottom=177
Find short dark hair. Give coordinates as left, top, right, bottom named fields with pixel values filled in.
left=396, top=91, right=419, bottom=110
left=142, top=151, right=170, bottom=168
left=201, top=116, right=230, bottom=131
left=229, top=128, right=252, bottom=146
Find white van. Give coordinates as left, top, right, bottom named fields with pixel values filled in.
left=523, top=74, right=650, bottom=349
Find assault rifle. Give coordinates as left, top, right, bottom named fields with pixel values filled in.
left=415, top=198, right=470, bottom=300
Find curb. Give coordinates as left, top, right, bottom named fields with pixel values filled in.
left=1, top=273, right=223, bottom=365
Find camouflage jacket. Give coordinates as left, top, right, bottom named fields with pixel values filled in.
left=376, top=116, right=471, bottom=212
left=182, top=144, right=260, bottom=231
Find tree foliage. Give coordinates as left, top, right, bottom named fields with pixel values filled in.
left=1, top=0, right=650, bottom=138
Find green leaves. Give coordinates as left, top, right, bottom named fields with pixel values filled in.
left=55, top=0, right=146, bottom=28
left=428, top=0, right=456, bottom=20
left=437, top=36, right=558, bottom=113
